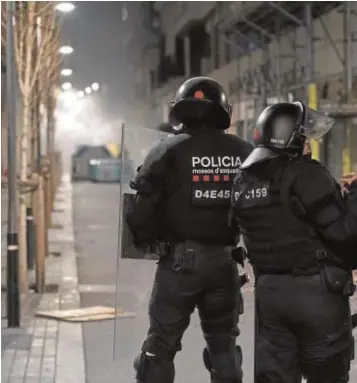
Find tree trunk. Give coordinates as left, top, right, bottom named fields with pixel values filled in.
left=19, top=97, right=30, bottom=295
left=44, top=157, right=52, bottom=226
left=46, top=99, right=54, bottom=223
left=1, top=95, right=7, bottom=175
left=33, top=173, right=46, bottom=293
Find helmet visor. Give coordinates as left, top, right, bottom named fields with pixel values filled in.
left=294, top=102, right=335, bottom=140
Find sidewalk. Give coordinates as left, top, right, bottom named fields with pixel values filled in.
left=1, top=175, right=85, bottom=383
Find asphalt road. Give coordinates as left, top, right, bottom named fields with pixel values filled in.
left=73, top=182, right=357, bottom=383
left=73, top=182, right=255, bottom=383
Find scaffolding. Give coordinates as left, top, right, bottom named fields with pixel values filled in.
left=217, top=1, right=357, bottom=178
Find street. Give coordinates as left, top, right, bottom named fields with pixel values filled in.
left=73, top=182, right=255, bottom=383
left=73, top=182, right=357, bottom=383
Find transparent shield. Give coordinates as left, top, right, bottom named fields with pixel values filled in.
left=294, top=101, right=336, bottom=140
left=113, top=125, right=170, bottom=363
left=303, top=108, right=335, bottom=139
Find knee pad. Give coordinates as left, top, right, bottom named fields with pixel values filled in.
left=203, top=345, right=243, bottom=371
left=202, top=345, right=242, bottom=383
left=134, top=352, right=174, bottom=383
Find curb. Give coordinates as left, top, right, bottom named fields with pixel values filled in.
left=55, top=174, right=86, bottom=383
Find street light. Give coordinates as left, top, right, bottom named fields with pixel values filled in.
left=55, top=2, right=75, bottom=13
left=77, top=90, right=85, bottom=98
left=62, top=82, right=72, bottom=91
left=59, top=45, right=73, bottom=55
left=85, top=86, right=92, bottom=94
left=91, top=82, right=99, bottom=92
left=61, top=68, right=73, bottom=76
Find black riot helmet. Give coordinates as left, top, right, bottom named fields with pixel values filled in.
left=168, top=77, right=232, bottom=130
left=241, top=101, right=335, bottom=169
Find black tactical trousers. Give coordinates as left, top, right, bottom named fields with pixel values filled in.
left=255, top=273, right=353, bottom=383
left=135, top=242, right=243, bottom=383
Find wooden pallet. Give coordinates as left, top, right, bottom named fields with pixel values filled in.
left=36, top=305, right=136, bottom=322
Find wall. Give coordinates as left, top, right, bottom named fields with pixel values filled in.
left=150, top=4, right=357, bottom=123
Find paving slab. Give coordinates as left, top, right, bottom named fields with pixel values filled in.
left=1, top=174, right=85, bottom=383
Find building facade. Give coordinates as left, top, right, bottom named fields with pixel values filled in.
left=136, top=2, right=357, bottom=178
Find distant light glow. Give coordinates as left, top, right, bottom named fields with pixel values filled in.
left=59, top=90, right=77, bottom=106
left=91, top=82, right=99, bottom=92
left=58, top=91, right=87, bottom=117
left=61, top=68, right=73, bottom=76
left=77, top=90, right=85, bottom=98
left=85, top=86, right=92, bottom=94
left=55, top=2, right=75, bottom=13
left=61, top=82, right=72, bottom=91
left=59, top=45, right=73, bottom=55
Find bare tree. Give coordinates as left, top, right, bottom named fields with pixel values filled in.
left=34, top=18, right=62, bottom=293
left=1, top=2, right=60, bottom=294
left=41, top=30, right=61, bottom=232
left=1, top=2, right=7, bottom=177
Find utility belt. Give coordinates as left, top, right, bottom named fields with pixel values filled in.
left=257, top=249, right=356, bottom=297
left=152, top=240, right=237, bottom=273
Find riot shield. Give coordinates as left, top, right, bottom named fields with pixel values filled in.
left=113, top=125, right=170, bottom=362
left=119, top=125, right=170, bottom=260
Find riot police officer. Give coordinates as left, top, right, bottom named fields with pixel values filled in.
left=230, top=101, right=357, bottom=383
left=126, top=76, right=252, bottom=383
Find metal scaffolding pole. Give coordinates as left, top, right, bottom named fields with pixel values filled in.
left=343, top=2, right=353, bottom=101
left=305, top=3, right=314, bottom=100
left=260, top=34, right=268, bottom=111
left=6, top=0, right=21, bottom=328
left=342, top=2, right=352, bottom=175
left=233, top=32, right=243, bottom=137
left=305, top=3, right=320, bottom=161
left=275, top=18, right=282, bottom=101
